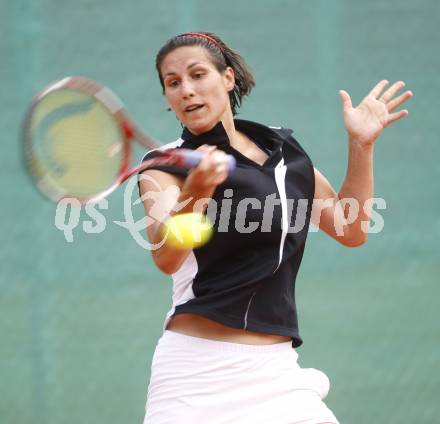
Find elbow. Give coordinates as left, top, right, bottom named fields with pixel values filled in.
left=154, top=257, right=180, bottom=275
left=340, top=234, right=368, bottom=248
left=152, top=250, right=185, bottom=275
left=156, top=264, right=176, bottom=275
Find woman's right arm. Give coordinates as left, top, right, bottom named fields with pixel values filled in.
left=139, top=145, right=230, bottom=274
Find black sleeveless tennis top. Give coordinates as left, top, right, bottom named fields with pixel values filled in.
left=139, top=119, right=315, bottom=347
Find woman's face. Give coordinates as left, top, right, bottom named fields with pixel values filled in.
left=160, top=46, right=235, bottom=135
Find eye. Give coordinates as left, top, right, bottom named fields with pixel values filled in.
left=166, top=79, right=179, bottom=88
left=192, top=72, right=205, bottom=80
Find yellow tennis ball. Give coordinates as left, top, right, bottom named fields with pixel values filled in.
left=162, top=213, right=213, bottom=249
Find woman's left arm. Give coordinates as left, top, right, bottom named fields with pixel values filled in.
left=311, top=80, right=413, bottom=247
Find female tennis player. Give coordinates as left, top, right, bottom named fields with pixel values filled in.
left=138, top=32, right=412, bottom=423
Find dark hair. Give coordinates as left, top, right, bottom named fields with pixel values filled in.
left=155, top=32, right=255, bottom=116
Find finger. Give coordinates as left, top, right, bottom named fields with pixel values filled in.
left=196, top=154, right=216, bottom=173
left=368, top=80, right=389, bottom=99
left=194, top=145, right=217, bottom=169
left=380, top=81, right=406, bottom=103
left=339, top=90, right=352, bottom=110
left=386, top=109, right=409, bottom=126
left=203, top=153, right=228, bottom=180
left=387, top=90, right=413, bottom=112
left=212, top=167, right=228, bottom=185
left=211, top=151, right=230, bottom=172
left=193, top=151, right=226, bottom=179
left=196, top=144, right=217, bottom=153
left=203, top=163, right=227, bottom=183
left=215, top=161, right=228, bottom=174
left=210, top=150, right=228, bottom=165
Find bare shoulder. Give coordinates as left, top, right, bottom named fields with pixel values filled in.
left=313, top=167, right=338, bottom=200
left=139, top=169, right=184, bottom=193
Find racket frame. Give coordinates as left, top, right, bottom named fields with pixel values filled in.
left=22, top=76, right=205, bottom=204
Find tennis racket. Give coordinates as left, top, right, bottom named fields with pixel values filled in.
left=22, top=76, right=236, bottom=204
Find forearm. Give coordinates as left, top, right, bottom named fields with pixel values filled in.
left=151, top=184, right=215, bottom=274
left=144, top=144, right=229, bottom=274
left=326, top=80, right=411, bottom=246
left=337, top=138, right=374, bottom=245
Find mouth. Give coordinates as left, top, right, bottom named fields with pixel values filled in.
left=185, top=104, right=204, bottom=113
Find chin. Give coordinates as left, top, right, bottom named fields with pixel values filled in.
left=185, top=118, right=219, bottom=135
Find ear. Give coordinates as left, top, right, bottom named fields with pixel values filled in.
left=223, top=66, right=235, bottom=92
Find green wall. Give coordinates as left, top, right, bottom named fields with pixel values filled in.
left=1, top=1, right=439, bottom=422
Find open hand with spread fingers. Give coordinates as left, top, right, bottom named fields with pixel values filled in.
left=339, top=80, right=413, bottom=147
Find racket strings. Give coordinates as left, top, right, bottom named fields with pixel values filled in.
left=27, top=89, right=124, bottom=199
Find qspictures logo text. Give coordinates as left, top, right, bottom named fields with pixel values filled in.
left=54, top=174, right=387, bottom=250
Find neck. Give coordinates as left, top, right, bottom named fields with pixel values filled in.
left=221, top=114, right=248, bottom=150
left=221, top=114, right=236, bottom=143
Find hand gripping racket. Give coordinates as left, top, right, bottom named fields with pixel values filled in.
left=22, top=76, right=236, bottom=204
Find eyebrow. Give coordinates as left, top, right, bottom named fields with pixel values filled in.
left=163, top=62, right=205, bottom=78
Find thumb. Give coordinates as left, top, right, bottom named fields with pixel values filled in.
left=339, top=90, right=352, bottom=111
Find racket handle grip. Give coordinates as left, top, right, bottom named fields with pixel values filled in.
left=175, top=149, right=236, bottom=173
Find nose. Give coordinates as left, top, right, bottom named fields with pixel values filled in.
left=180, top=78, right=195, bottom=98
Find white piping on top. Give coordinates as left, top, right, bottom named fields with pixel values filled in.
left=162, top=251, right=198, bottom=332
left=243, top=291, right=257, bottom=329
left=273, top=156, right=288, bottom=273
left=140, top=138, right=184, bottom=163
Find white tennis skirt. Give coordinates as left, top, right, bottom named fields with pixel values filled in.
left=143, top=330, right=339, bottom=424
